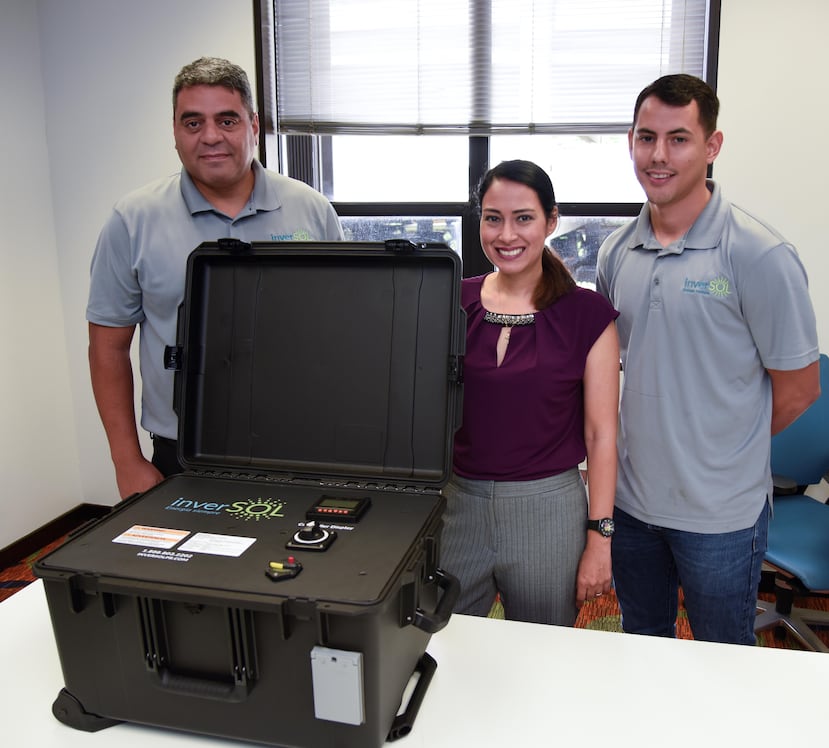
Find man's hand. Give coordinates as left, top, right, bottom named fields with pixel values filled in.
left=114, top=455, right=164, bottom=500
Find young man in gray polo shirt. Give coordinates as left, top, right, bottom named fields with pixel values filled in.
left=87, top=57, right=343, bottom=500
left=596, top=74, right=819, bottom=645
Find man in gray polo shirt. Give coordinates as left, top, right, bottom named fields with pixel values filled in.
left=87, top=57, right=343, bottom=500
left=596, top=74, right=819, bottom=645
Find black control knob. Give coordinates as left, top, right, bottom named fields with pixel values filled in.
left=296, top=521, right=325, bottom=542
left=287, top=521, right=337, bottom=552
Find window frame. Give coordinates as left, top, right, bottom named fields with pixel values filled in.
left=253, top=0, right=722, bottom=278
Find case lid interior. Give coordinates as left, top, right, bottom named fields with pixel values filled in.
left=174, top=241, right=463, bottom=490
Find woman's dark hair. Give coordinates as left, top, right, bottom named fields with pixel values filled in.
left=472, top=159, right=575, bottom=310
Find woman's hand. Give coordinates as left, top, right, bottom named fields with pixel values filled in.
left=575, top=533, right=612, bottom=606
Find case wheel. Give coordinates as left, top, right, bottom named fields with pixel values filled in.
left=52, top=688, right=121, bottom=732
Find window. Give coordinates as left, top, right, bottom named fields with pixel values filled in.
left=255, top=0, right=720, bottom=282
left=340, top=215, right=463, bottom=252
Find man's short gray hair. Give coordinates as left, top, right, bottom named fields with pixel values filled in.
left=172, top=57, right=255, bottom=116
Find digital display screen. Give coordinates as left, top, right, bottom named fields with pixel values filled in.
left=307, top=495, right=371, bottom=522
left=318, top=498, right=360, bottom=509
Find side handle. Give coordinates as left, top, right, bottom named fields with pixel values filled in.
left=412, top=568, right=460, bottom=635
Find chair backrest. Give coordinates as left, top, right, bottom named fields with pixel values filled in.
left=770, top=353, right=829, bottom=487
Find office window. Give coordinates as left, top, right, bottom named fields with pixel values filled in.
left=550, top=216, right=632, bottom=287
left=340, top=215, right=462, bottom=252
left=256, top=0, right=720, bottom=280
left=330, top=136, right=468, bottom=203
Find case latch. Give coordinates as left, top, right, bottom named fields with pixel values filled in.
left=217, top=238, right=253, bottom=254
left=164, top=345, right=183, bottom=371
left=384, top=239, right=425, bottom=253
left=448, top=354, right=464, bottom=384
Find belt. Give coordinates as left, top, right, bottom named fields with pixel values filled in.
left=151, top=434, right=177, bottom=446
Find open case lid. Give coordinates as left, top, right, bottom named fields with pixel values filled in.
left=166, top=240, right=465, bottom=491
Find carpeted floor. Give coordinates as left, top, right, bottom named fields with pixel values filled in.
left=483, top=591, right=693, bottom=636
left=0, top=536, right=68, bottom=603
left=575, top=589, right=694, bottom=637
left=490, top=587, right=829, bottom=650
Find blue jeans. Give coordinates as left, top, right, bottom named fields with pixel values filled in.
left=611, top=503, right=769, bottom=645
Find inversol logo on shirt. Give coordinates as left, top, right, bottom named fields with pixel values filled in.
left=165, top=497, right=286, bottom=522
left=682, top=275, right=731, bottom=298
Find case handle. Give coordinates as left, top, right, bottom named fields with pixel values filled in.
left=386, top=652, right=437, bottom=741
left=152, top=667, right=251, bottom=703
left=139, top=599, right=256, bottom=703
left=412, top=568, right=460, bottom=635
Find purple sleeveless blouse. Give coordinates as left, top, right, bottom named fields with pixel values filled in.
left=452, top=274, right=618, bottom=481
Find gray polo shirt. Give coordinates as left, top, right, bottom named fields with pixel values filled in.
left=87, top=161, right=344, bottom=439
left=596, top=181, right=818, bottom=533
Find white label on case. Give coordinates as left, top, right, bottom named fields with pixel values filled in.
left=178, top=532, right=256, bottom=557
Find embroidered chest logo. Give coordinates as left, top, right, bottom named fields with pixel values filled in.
left=270, top=230, right=312, bottom=241
left=682, top=275, right=731, bottom=298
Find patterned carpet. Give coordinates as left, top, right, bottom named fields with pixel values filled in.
left=3, top=538, right=828, bottom=650
left=0, top=536, right=68, bottom=603
left=575, top=589, right=695, bottom=638
left=491, top=587, right=829, bottom=649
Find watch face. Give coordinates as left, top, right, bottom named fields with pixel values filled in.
left=598, top=518, right=615, bottom=537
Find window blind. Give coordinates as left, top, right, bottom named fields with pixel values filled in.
left=274, top=0, right=709, bottom=135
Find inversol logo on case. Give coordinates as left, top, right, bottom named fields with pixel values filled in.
left=165, top=497, right=286, bottom=521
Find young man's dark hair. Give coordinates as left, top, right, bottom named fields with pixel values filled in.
left=633, top=73, right=720, bottom=136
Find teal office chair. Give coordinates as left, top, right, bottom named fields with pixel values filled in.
left=754, top=353, right=829, bottom=652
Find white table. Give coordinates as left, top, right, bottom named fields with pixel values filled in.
left=2, top=580, right=827, bottom=747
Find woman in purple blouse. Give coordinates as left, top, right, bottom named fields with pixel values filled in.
left=441, top=160, right=620, bottom=626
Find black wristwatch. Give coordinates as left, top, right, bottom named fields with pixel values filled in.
left=587, top=517, right=615, bottom=538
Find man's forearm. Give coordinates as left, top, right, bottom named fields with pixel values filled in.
left=769, top=361, right=821, bottom=435
left=88, top=323, right=144, bottom=464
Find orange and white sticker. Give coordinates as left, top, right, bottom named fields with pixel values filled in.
left=113, top=525, right=190, bottom=549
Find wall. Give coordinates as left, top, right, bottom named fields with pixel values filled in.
left=0, top=0, right=255, bottom=549
left=717, top=0, right=829, bottom=501
left=717, top=0, right=828, bottom=343
left=40, top=0, right=256, bottom=507
left=0, top=0, right=81, bottom=548
left=1, top=0, right=827, bottom=547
